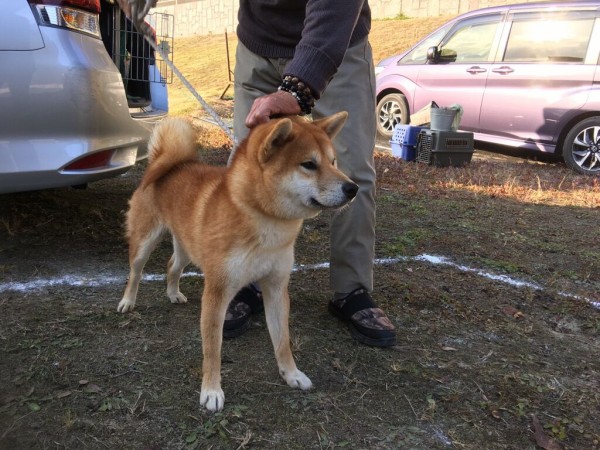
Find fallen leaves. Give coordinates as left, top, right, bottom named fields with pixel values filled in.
left=531, top=415, right=563, bottom=450
left=500, top=305, right=525, bottom=319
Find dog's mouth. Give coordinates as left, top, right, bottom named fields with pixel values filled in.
left=310, top=197, right=325, bottom=208
left=309, top=197, right=353, bottom=209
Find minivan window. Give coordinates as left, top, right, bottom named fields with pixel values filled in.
left=437, top=14, right=503, bottom=63
left=399, top=23, right=452, bottom=64
left=503, top=16, right=595, bottom=63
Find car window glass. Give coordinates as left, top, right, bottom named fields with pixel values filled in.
left=399, top=23, right=452, bottom=64
left=439, top=17, right=502, bottom=63
left=503, top=16, right=594, bottom=63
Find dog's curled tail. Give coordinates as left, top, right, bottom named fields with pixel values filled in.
left=141, top=117, right=198, bottom=188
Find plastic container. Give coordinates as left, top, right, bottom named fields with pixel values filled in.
left=415, top=129, right=474, bottom=167
left=390, top=124, right=423, bottom=161
left=392, top=144, right=416, bottom=161
left=430, top=107, right=459, bottom=131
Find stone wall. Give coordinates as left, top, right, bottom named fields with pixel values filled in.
left=153, top=0, right=236, bottom=36
left=155, top=0, right=545, bottom=37
left=370, top=0, right=546, bottom=19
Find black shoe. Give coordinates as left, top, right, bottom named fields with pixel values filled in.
left=223, top=285, right=264, bottom=338
left=328, top=288, right=396, bottom=347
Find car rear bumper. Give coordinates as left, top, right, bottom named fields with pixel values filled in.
left=0, top=26, right=167, bottom=194
left=0, top=140, right=140, bottom=194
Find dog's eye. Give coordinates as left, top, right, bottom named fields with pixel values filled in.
left=301, top=161, right=318, bottom=171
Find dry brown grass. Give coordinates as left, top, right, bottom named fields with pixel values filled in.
left=169, top=17, right=452, bottom=116
left=440, top=166, right=600, bottom=208
left=395, top=158, right=600, bottom=208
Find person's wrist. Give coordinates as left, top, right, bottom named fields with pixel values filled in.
left=278, top=75, right=315, bottom=115
left=275, top=90, right=302, bottom=115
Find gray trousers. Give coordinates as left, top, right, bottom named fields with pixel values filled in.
left=232, top=39, right=377, bottom=294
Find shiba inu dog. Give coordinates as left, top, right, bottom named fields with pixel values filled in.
left=117, top=112, right=357, bottom=411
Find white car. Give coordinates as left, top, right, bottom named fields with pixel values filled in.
left=0, top=0, right=172, bottom=194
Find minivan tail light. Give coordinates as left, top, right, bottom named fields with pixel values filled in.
left=29, top=0, right=101, bottom=38
left=30, top=0, right=101, bottom=14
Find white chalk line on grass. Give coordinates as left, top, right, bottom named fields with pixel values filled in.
left=1, top=254, right=598, bottom=310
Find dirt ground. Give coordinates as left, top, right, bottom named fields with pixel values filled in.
left=1, top=118, right=599, bottom=450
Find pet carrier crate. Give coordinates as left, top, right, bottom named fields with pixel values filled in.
left=390, top=124, right=423, bottom=161
left=100, top=5, right=174, bottom=108
left=415, top=129, right=474, bottom=167
left=114, top=11, right=174, bottom=84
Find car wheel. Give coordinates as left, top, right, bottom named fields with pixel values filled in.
left=376, top=93, right=409, bottom=138
left=562, top=117, right=600, bottom=175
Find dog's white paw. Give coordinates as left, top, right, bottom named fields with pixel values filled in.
left=282, top=369, right=312, bottom=390
left=199, top=387, right=225, bottom=412
left=117, top=298, right=136, bottom=313
left=168, top=291, right=188, bottom=304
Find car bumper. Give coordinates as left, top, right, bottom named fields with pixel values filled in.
left=0, top=26, right=166, bottom=194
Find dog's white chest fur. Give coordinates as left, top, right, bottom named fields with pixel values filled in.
left=226, top=221, right=299, bottom=285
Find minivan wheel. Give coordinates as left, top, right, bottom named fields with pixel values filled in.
left=562, top=116, right=600, bottom=175
left=376, top=93, right=409, bottom=138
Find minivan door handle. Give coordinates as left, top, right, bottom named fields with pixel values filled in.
left=492, top=66, right=514, bottom=74
left=466, top=66, right=487, bottom=74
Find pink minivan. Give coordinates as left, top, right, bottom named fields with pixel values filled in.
left=375, top=1, right=600, bottom=175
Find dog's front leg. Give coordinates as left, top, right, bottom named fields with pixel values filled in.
left=262, top=277, right=312, bottom=391
left=199, top=282, right=228, bottom=412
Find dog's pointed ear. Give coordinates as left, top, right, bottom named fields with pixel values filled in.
left=260, top=118, right=294, bottom=162
left=313, top=111, right=348, bottom=141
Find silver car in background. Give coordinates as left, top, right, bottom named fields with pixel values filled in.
left=0, top=0, right=173, bottom=194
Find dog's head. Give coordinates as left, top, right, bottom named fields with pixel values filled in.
left=233, top=111, right=358, bottom=220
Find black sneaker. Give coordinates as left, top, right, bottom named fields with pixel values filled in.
left=222, top=285, right=264, bottom=338
left=328, top=288, right=396, bottom=347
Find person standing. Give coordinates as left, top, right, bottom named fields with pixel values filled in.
left=223, top=0, right=397, bottom=347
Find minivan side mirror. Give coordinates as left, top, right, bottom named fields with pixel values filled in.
left=427, top=45, right=458, bottom=64
left=426, top=46, right=440, bottom=63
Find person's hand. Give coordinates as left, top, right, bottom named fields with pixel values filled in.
left=114, top=0, right=131, bottom=17
left=246, top=90, right=302, bottom=128
left=115, top=0, right=157, bottom=30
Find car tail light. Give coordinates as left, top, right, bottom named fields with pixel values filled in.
left=64, top=150, right=115, bottom=171
left=29, top=0, right=101, bottom=38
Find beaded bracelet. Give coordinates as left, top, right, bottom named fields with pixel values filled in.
left=278, top=75, right=315, bottom=115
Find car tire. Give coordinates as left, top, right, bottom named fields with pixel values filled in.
left=376, top=92, right=409, bottom=138
left=562, top=116, right=600, bottom=175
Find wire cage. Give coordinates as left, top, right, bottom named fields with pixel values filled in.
left=112, top=10, right=174, bottom=85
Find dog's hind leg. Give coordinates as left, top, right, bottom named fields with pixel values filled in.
left=118, top=223, right=164, bottom=313
left=166, top=237, right=191, bottom=304
left=262, top=275, right=312, bottom=391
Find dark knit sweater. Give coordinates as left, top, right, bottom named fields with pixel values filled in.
left=236, top=0, right=371, bottom=98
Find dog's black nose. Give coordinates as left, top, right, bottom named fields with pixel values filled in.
left=342, top=182, right=359, bottom=200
